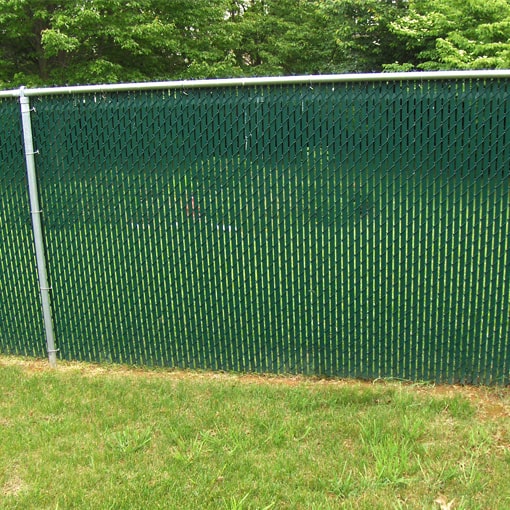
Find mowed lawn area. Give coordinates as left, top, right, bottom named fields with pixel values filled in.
left=0, top=357, right=509, bottom=510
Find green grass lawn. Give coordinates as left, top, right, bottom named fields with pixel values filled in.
left=1, top=357, right=509, bottom=509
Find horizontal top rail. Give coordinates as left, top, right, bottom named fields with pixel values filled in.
left=2, top=70, right=510, bottom=98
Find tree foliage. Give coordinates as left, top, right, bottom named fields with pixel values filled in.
left=0, top=0, right=509, bottom=87
left=321, top=0, right=412, bottom=73
left=0, top=0, right=231, bottom=86
left=385, top=0, right=510, bottom=70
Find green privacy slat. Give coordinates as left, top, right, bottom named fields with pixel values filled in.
left=0, top=99, right=46, bottom=357
left=2, top=79, right=509, bottom=383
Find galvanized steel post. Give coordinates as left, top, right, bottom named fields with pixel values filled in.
left=19, top=87, right=58, bottom=367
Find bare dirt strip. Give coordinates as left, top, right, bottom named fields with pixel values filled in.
left=1, top=356, right=508, bottom=422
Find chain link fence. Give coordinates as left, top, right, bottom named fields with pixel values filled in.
left=1, top=74, right=509, bottom=383
left=0, top=98, right=46, bottom=357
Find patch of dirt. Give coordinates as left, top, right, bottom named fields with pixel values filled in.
left=414, top=383, right=510, bottom=420
left=2, top=475, right=24, bottom=497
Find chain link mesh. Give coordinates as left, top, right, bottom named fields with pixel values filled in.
left=0, top=98, right=46, bottom=356
left=2, top=78, right=509, bottom=383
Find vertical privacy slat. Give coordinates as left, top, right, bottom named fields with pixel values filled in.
left=0, top=98, right=46, bottom=357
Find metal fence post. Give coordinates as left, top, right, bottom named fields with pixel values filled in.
left=19, top=87, right=58, bottom=367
